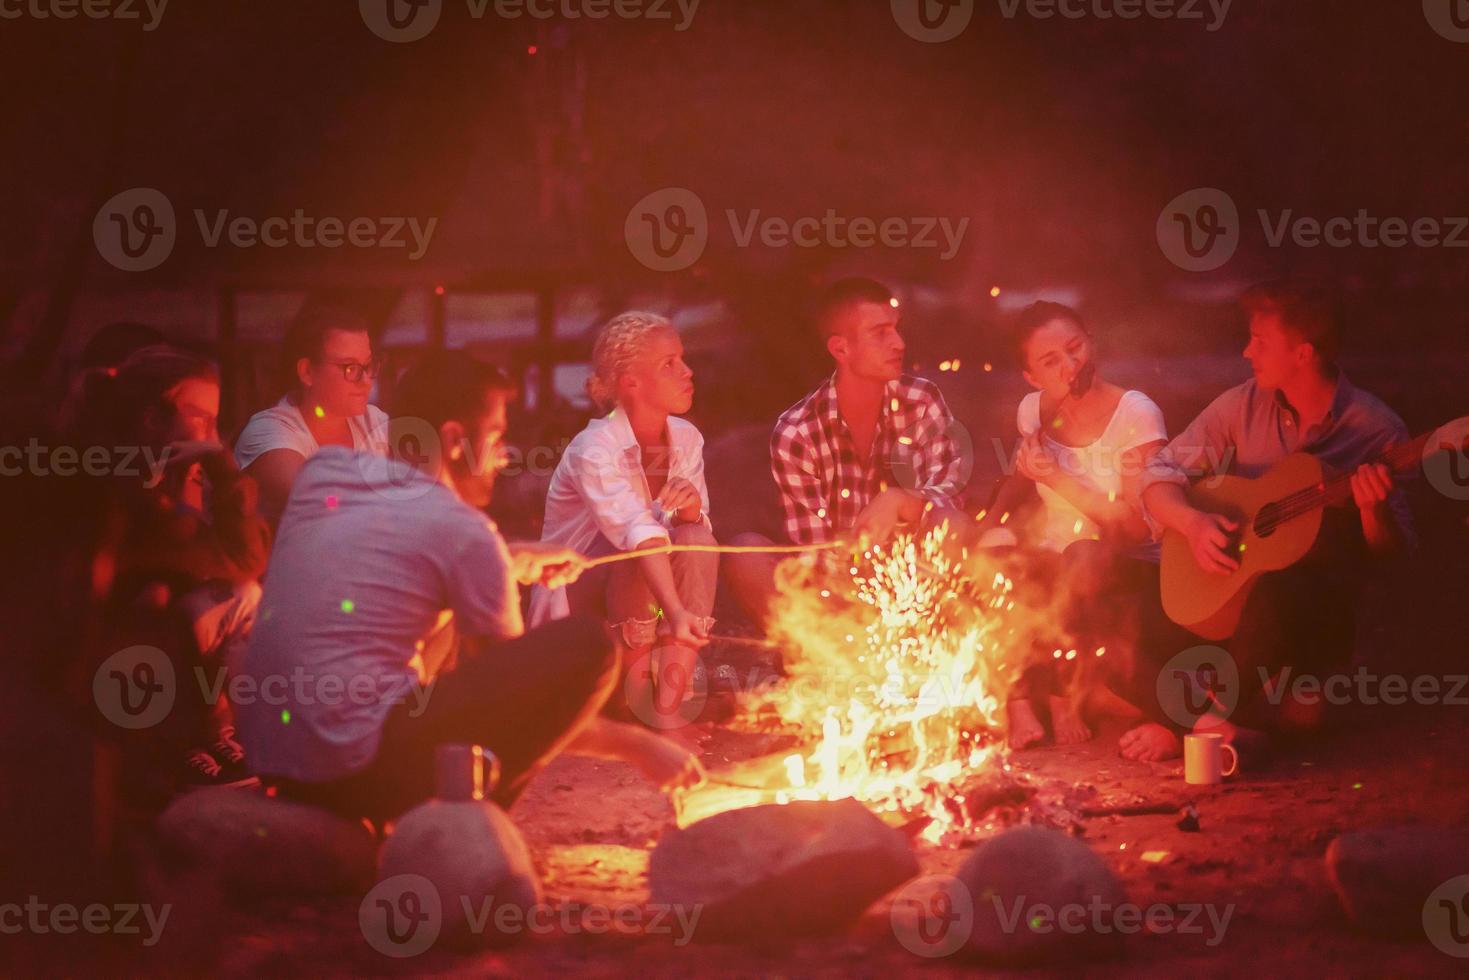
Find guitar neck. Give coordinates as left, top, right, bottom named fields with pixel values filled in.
left=1313, top=430, right=1432, bottom=508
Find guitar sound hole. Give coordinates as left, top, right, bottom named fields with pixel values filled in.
left=1254, top=503, right=1280, bottom=538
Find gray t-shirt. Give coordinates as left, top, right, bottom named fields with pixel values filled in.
left=238, top=447, right=522, bottom=782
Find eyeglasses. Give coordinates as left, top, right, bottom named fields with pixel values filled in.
left=324, top=358, right=382, bottom=383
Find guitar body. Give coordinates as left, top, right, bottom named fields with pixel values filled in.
left=1161, top=452, right=1325, bottom=640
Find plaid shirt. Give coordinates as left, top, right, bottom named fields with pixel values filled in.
left=770, top=373, right=967, bottom=544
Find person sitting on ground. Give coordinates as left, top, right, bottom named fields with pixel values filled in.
left=234, top=307, right=388, bottom=527
left=724, top=277, right=970, bottom=628
left=973, top=302, right=1169, bottom=749
left=1118, top=280, right=1414, bottom=763
left=237, top=351, right=705, bottom=826
left=528, top=312, right=715, bottom=724
left=73, top=344, right=270, bottom=790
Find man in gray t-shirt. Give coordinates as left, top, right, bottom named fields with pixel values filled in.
left=238, top=352, right=705, bottom=821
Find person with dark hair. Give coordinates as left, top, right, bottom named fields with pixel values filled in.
left=237, top=350, right=704, bottom=826
left=74, top=344, right=270, bottom=791
left=1119, top=279, right=1414, bottom=763
left=973, top=302, right=1169, bottom=748
left=234, top=307, right=388, bottom=525
left=724, top=278, right=968, bottom=627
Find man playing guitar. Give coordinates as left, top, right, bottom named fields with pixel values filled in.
left=1119, top=280, right=1414, bottom=762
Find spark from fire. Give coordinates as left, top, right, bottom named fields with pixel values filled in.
left=713, top=523, right=1049, bottom=842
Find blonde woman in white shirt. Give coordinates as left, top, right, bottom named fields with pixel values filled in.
left=529, top=312, right=715, bottom=721
left=976, top=302, right=1169, bottom=749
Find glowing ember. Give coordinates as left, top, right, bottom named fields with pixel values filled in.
left=708, top=523, right=1037, bottom=844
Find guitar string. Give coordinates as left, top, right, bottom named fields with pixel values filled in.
left=1251, top=438, right=1428, bottom=535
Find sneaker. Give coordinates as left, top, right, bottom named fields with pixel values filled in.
left=212, top=725, right=246, bottom=766
left=182, top=748, right=258, bottom=790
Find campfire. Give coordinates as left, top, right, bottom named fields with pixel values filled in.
left=682, top=523, right=1093, bottom=845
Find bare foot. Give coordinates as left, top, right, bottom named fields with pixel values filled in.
left=1049, top=695, right=1092, bottom=744
left=1007, top=699, right=1046, bottom=749
left=1118, top=722, right=1181, bottom=761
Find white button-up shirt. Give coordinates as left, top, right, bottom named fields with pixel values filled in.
left=528, top=409, right=712, bottom=626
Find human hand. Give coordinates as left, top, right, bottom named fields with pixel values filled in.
left=656, top=477, right=703, bottom=523
left=508, top=541, right=587, bottom=589
left=1184, top=509, right=1241, bottom=575
left=1015, top=430, right=1057, bottom=485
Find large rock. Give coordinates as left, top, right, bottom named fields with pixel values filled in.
left=376, top=798, right=540, bottom=951
left=155, top=787, right=376, bottom=899
left=648, top=798, right=920, bottom=942
left=1325, top=826, right=1469, bottom=938
left=956, top=826, right=1127, bottom=965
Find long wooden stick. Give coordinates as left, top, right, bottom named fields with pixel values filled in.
left=581, top=540, right=844, bottom=569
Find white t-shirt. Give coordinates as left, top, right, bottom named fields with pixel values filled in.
left=234, top=395, right=390, bottom=470
left=1017, top=389, right=1167, bottom=557
left=238, top=447, right=522, bottom=782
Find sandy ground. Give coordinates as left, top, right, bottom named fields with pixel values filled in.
left=174, top=693, right=1469, bottom=979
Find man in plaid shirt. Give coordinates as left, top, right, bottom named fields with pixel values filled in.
left=725, top=278, right=971, bottom=623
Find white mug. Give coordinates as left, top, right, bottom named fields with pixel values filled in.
left=1184, top=732, right=1238, bottom=785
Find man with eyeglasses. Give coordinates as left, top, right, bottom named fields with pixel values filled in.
left=235, top=307, right=390, bottom=526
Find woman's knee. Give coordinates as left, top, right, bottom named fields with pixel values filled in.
left=671, top=522, right=717, bottom=547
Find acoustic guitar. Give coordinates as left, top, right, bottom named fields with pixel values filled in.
left=1161, top=418, right=1469, bottom=639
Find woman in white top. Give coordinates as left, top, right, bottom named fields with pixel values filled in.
left=234, top=309, right=389, bottom=525
left=529, top=312, right=716, bottom=722
left=976, top=302, right=1169, bottom=749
